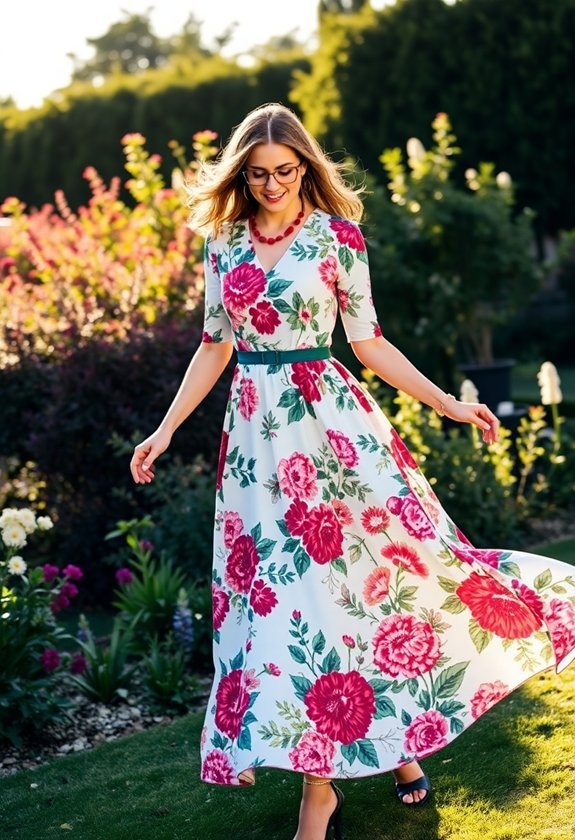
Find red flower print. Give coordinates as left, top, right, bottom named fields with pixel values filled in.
left=451, top=546, right=502, bottom=569
left=225, top=534, right=259, bottom=594
left=302, top=503, right=344, bottom=565
left=543, top=598, right=575, bottom=663
left=216, top=430, right=229, bottom=491
left=238, top=378, right=259, bottom=421
left=201, top=749, right=235, bottom=784
left=223, top=511, right=244, bottom=549
left=304, top=670, right=375, bottom=744
left=332, top=499, right=353, bottom=525
left=212, top=583, right=230, bottom=631
left=389, top=428, right=418, bottom=473
left=374, top=323, right=382, bottom=337
left=381, top=542, right=428, bottom=578
left=250, top=579, right=278, bottom=616
left=372, top=614, right=441, bottom=678
left=456, top=572, right=541, bottom=639
left=342, top=635, right=355, bottom=648
left=337, top=287, right=350, bottom=312
left=248, top=300, right=281, bottom=334
left=214, top=669, right=250, bottom=739
left=319, top=255, right=339, bottom=291
left=202, top=331, right=214, bottom=343
left=331, top=358, right=373, bottom=413
left=284, top=499, right=309, bottom=537
left=209, top=252, right=220, bottom=276
left=265, top=663, right=281, bottom=676
left=222, top=262, right=266, bottom=313
left=363, top=567, right=391, bottom=606
left=387, top=494, right=435, bottom=541
left=403, top=710, right=449, bottom=757
left=470, top=681, right=509, bottom=719
left=326, top=429, right=358, bottom=467
left=291, top=360, right=327, bottom=403
left=329, top=219, right=366, bottom=252
left=277, top=452, right=318, bottom=500
left=361, top=506, right=390, bottom=535
left=289, top=730, right=336, bottom=776
left=511, top=579, right=544, bottom=620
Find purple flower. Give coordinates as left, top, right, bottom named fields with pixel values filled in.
left=40, top=648, right=61, bottom=672
left=60, top=581, right=79, bottom=599
left=70, top=652, right=88, bottom=675
left=115, top=567, right=134, bottom=586
left=50, top=593, right=70, bottom=614
left=139, top=539, right=154, bottom=552
left=63, top=564, right=84, bottom=581
left=43, top=563, right=60, bottom=583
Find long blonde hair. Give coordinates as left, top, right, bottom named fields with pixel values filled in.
left=186, top=103, right=364, bottom=236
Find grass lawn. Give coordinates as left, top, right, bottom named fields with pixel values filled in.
left=531, top=538, right=575, bottom=565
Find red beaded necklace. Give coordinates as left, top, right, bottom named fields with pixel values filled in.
left=250, top=201, right=305, bottom=245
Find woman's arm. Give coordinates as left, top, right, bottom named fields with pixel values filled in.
left=130, top=340, right=234, bottom=484
left=351, top=335, right=500, bottom=444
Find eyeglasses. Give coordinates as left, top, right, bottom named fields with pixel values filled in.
left=242, top=162, right=302, bottom=186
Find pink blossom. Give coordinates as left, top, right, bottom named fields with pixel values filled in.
left=222, top=511, right=244, bottom=549
left=70, top=652, right=88, bottom=675
left=266, top=663, right=281, bottom=676
left=404, top=710, right=449, bottom=756
left=326, top=429, right=358, bottom=467
left=42, top=563, right=60, bottom=583
left=115, top=568, right=133, bottom=586
left=201, top=749, right=235, bottom=784
left=277, top=452, right=318, bottom=500
left=62, top=564, right=84, bottom=581
left=238, top=378, right=259, bottom=420
left=470, top=681, right=509, bottom=719
left=40, top=647, right=61, bottom=672
left=289, top=730, right=336, bottom=776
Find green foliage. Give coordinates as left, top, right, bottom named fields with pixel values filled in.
left=0, top=509, right=79, bottom=746
left=68, top=615, right=139, bottom=703
left=364, top=113, right=541, bottom=371
left=142, top=635, right=200, bottom=712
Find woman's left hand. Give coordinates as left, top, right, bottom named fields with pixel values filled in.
left=444, top=398, right=500, bottom=445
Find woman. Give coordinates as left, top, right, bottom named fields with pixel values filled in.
left=130, top=103, right=575, bottom=840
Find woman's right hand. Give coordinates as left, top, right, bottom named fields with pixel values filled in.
left=130, top=427, right=172, bottom=484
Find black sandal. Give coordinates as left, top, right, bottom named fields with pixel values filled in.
left=395, top=774, right=431, bottom=807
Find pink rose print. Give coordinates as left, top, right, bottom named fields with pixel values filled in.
left=326, top=429, right=359, bottom=467
left=451, top=546, right=503, bottom=568
left=329, top=219, right=366, bottom=251
left=361, top=506, right=390, bottom=535
left=511, top=579, right=544, bottom=620
left=216, top=431, right=229, bottom=491
left=249, top=300, right=281, bottom=334
left=202, top=331, right=214, bottom=343
left=543, top=598, right=575, bottom=663
left=277, top=452, right=318, bottom=500
left=304, top=670, right=375, bottom=744
left=404, top=710, right=449, bottom=757
left=250, top=579, right=278, bottom=616
left=342, top=635, right=355, bottom=648
left=222, top=262, right=266, bottom=313
left=363, top=567, right=391, bottom=606
left=214, top=669, right=250, bottom=739
left=212, top=583, right=230, bottom=631
left=225, top=534, right=259, bottom=594
left=288, top=730, right=336, bottom=776
left=201, top=749, right=235, bottom=784
left=238, top=378, right=259, bottom=420
left=372, top=614, right=441, bottom=678
left=291, top=360, right=327, bottom=403
left=389, top=428, right=419, bottom=474
left=223, top=511, right=244, bottom=549
left=301, top=503, right=344, bottom=565
left=318, top=255, right=339, bottom=291
left=209, top=251, right=219, bottom=276
left=386, top=494, right=435, bottom=541
left=244, top=668, right=260, bottom=691
left=284, top=499, right=309, bottom=537
left=456, top=572, right=541, bottom=639
left=265, top=663, right=281, bottom=676
left=380, top=542, right=429, bottom=578
left=331, top=359, right=373, bottom=413
left=332, top=499, right=354, bottom=526
left=337, top=287, right=350, bottom=312
left=470, top=681, right=510, bottom=719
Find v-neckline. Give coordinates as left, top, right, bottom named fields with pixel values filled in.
left=246, top=208, right=319, bottom=277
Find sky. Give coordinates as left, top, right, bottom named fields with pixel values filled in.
left=0, top=1, right=393, bottom=109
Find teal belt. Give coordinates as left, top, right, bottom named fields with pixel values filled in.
left=236, top=347, right=331, bottom=365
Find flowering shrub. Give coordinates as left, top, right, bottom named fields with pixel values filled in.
left=0, top=508, right=84, bottom=746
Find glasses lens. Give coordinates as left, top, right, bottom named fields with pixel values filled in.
left=243, top=164, right=300, bottom=186
left=274, top=166, right=299, bottom=184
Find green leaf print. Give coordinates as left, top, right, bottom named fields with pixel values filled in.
left=278, top=388, right=300, bottom=408
left=212, top=731, right=228, bottom=750
left=294, top=546, right=311, bottom=577
left=416, top=689, right=432, bottom=710
left=320, top=647, right=341, bottom=674
left=276, top=519, right=290, bottom=537
left=440, top=594, right=467, bottom=614
left=341, top=742, right=359, bottom=765
left=374, top=696, right=397, bottom=719
left=288, top=645, right=307, bottom=665
left=437, top=576, right=459, bottom=593
left=257, top=538, right=277, bottom=562
left=290, top=674, right=313, bottom=701
left=238, top=726, right=252, bottom=750
left=469, top=617, right=493, bottom=653
left=230, top=650, right=244, bottom=670
left=288, top=400, right=306, bottom=424
left=331, top=557, right=347, bottom=575
left=312, top=630, right=326, bottom=655
left=434, top=661, right=470, bottom=699
left=533, top=569, right=552, bottom=591
left=499, top=559, right=522, bottom=578
left=436, top=700, right=466, bottom=717
left=267, top=278, right=292, bottom=297
left=338, top=245, right=353, bottom=274
left=401, top=709, right=412, bottom=726
left=251, top=523, right=262, bottom=544
left=450, top=717, right=465, bottom=735
left=356, top=739, right=380, bottom=768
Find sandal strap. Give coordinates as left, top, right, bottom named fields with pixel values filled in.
left=395, top=775, right=431, bottom=796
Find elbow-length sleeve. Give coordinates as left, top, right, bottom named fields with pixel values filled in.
left=332, top=219, right=382, bottom=342
left=201, top=236, right=233, bottom=344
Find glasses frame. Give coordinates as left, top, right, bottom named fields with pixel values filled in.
left=242, top=161, right=303, bottom=187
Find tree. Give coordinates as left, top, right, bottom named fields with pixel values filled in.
left=319, top=0, right=370, bottom=15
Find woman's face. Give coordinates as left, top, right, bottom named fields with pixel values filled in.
left=244, top=143, right=306, bottom=213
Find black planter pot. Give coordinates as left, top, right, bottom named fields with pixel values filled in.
left=457, top=358, right=516, bottom=412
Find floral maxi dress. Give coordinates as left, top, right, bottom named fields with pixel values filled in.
left=199, top=209, right=575, bottom=786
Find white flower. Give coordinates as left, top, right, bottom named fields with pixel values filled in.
left=2, top=523, right=27, bottom=549
left=537, top=362, right=562, bottom=405
left=8, top=555, right=27, bottom=576
left=496, top=171, right=512, bottom=189
left=460, top=378, right=479, bottom=403
left=0, top=508, right=22, bottom=529
left=14, top=508, right=36, bottom=534
left=407, top=137, right=426, bottom=163
left=36, top=515, right=54, bottom=531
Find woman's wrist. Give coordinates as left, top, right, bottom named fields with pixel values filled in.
left=435, top=393, right=456, bottom=417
